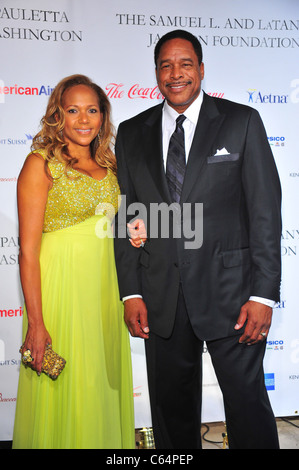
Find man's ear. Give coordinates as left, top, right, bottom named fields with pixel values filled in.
left=200, top=62, right=205, bottom=80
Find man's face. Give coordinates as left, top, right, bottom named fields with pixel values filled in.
left=156, top=38, right=204, bottom=114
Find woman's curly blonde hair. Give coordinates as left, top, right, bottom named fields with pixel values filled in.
left=31, top=74, right=117, bottom=175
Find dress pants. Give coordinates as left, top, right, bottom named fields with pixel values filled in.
left=145, top=288, right=279, bottom=449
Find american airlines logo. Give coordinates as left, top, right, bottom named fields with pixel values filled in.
left=0, top=307, right=23, bottom=318
left=0, top=82, right=54, bottom=96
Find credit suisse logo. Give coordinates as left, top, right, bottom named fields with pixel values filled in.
left=0, top=134, right=32, bottom=146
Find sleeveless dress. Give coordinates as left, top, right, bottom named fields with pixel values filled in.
left=13, top=151, right=135, bottom=449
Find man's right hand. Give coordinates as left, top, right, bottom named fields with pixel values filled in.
left=124, top=298, right=149, bottom=339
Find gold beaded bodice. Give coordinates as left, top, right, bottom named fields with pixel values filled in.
left=32, top=150, right=120, bottom=233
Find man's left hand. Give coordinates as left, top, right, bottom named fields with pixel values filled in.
left=234, top=301, right=273, bottom=345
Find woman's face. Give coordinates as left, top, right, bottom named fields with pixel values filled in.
left=61, top=84, right=103, bottom=152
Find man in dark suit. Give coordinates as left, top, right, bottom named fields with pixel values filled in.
left=114, top=30, right=281, bottom=449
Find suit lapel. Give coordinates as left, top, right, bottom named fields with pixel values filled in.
left=142, top=104, right=172, bottom=202
left=141, top=95, right=226, bottom=204
left=181, top=94, right=225, bottom=202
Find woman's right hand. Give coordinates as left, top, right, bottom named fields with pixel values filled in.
left=22, top=325, right=52, bottom=375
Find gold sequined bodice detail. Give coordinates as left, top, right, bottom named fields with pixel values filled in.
left=34, top=151, right=120, bottom=233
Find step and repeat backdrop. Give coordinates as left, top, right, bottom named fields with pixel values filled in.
left=0, top=0, right=298, bottom=441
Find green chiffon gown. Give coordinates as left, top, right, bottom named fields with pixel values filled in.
left=13, top=151, right=135, bottom=449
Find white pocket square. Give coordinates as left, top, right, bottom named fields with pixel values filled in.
left=214, top=147, right=229, bottom=156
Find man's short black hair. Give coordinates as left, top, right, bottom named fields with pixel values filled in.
left=154, top=29, right=203, bottom=67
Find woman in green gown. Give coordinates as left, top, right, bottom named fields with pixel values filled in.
left=13, top=75, right=136, bottom=449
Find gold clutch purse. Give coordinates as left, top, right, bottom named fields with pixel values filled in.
left=20, top=344, right=66, bottom=380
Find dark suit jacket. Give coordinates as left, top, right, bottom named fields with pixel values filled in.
left=114, top=92, right=282, bottom=341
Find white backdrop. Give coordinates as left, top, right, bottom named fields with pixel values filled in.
left=0, top=0, right=298, bottom=441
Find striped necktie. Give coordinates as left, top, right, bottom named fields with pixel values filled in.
left=166, top=114, right=186, bottom=203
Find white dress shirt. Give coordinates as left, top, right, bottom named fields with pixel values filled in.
left=162, top=90, right=203, bottom=167
left=124, top=91, right=275, bottom=308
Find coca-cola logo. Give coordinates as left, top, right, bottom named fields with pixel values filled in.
left=105, top=84, right=225, bottom=101
left=105, top=83, right=164, bottom=100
